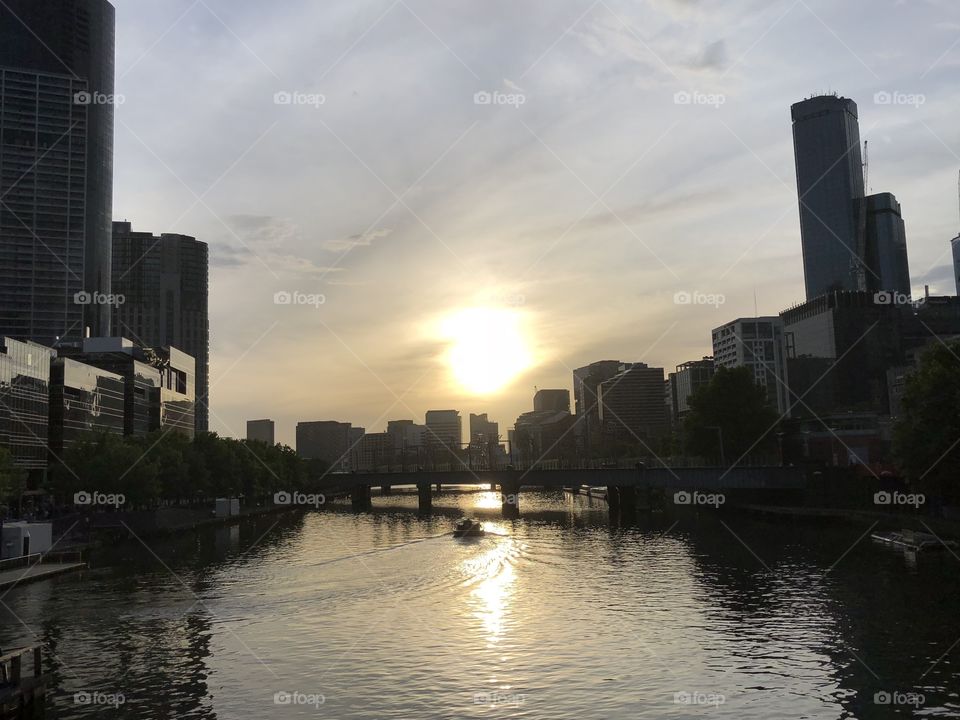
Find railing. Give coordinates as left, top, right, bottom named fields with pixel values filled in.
left=0, top=645, right=42, bottom=687
left=0, top=554, right=42, bottom=573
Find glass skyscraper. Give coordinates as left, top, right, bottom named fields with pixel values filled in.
left=0, top=0, right=116, bottom=344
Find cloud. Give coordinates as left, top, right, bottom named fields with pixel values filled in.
left=324, top=227, right=393, bottom=252
left=688, top=39, right=727, bottom=71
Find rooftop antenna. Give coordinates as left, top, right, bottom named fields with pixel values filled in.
left=753, top=289, right=758, bottom=318
left=863, top=140, right=869, bottom=193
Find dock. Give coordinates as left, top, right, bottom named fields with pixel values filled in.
left=0, top=553, right=85, bottom=593
left=0, top=645, right=45, bottom=718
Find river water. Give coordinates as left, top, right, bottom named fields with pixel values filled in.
left=1, top=489, right=958, bottom=719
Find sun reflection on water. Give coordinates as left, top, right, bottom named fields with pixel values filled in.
left=461, top=537, right=519, bottom=646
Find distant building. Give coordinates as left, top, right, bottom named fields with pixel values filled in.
left=49, top=358, right=125, bottom=455
left=862, top=193, right=911, bottom=297
left=58, top=337, right=196, bottom=438
left=792, top=95, right=865, bottom=299
left=424, top=410, right=462, bottom=465
left=0, top=339, right=55, bottom=476
left=712, top=318, right=790, bottom=416
left=952, top=234, right=960, bottom=296
left=513, top=392, right=575, bottom=465
left=469, top=413, right=499, bottom=444
left=0, top=0, right=117, bottom=344
left=246, top=419, right=275, bottom=445
left=296, top=421, right=351, bottom=469
left=533, top=389, right=570, bottom=413
left=112, top=222, right=210, bottom=433
left=353, top=432, right=392, bottom=471
left=672, top=357, right=715, bottom=420
left=573, top=361, right=622, bottom=457
left=597, top=363, right=669, bottom=447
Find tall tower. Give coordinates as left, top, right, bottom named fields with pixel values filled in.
left=791, top=95, right=865, bottom=300
left=954, top=171, right=960, bottom=297
left=111, top=222, right=210, bottom=433
left=0, top=0, right=116, bottom=343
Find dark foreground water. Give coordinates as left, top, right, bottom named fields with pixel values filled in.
left=1, top=489, right=958, bottom=719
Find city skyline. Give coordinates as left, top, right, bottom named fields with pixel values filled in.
left=103, top=0, right=960, bottom=446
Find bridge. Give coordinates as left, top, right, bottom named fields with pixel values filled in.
left=320, top=466, right=807, bottom=516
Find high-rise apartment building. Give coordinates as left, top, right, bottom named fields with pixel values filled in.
left=111, top=222, right=209, bottom=432
left=0, top=0, right=117, bottom=343
left=712, top=318, right=790, bottom=416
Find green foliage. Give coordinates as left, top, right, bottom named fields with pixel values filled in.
left=0, top=446, right=25, bottom=503
left=683, top=367, right=780, bottom=462
left=48, top=431, right=314, bottom=509
left=893, top=342, right=960, bottom=503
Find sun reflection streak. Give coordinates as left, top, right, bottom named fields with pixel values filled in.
left=461, top=539, right=519, bottom=646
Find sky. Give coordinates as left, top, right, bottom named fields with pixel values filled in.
left=109, top=0, right=960, bottom=447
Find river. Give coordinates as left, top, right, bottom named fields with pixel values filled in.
left=1, top=489, right=957, bottom=719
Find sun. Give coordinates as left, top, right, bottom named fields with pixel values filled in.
left=440, top=307, right=533, bottom=395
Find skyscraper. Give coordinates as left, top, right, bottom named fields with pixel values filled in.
left=791, top=95, right=865, bottom=299
left=246, top=419, right=275, bottom=445
left=862, top=193, right=910, bottom=297
left=0, top=0, right=116, bottom=343
left=573, top=360, right=622, bottom=456
left=111, top=222, right=210, bottom=432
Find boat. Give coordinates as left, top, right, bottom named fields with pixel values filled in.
left=453, top=518, right=484, bottom=538
left=870, top=529, right=958, bottom=553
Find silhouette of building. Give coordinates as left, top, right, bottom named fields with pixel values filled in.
left=672, top=357, right=715, bottom=421
left=952, top=234, right=960, bottom=296
left=246, top=419, right=275, bottom=445
left=533, top=389, right=569, bottom=413
left=712, top=318, right=790, bottom=416
left=0, top=0, right=116, bottom=343
left=49, top=357, right=125, bottom=455
left=862, top=192, right=910, bottom=297
left=296, top=420, right=351, bottom=469
left=791, top=95, right=865, bottom=299
left=469, top=413, right=498, bottom=444
left=597, top=363, right=669, bottom=447
left=512, top=393, right=575, bottom=465
left=424, top=410, right=461, bottom=466
left=573, top=360, right=622, bottom=457
left=111, top=222, right=209, bottom=433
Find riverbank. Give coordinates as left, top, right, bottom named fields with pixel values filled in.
left=733, top=504, right=960, bottom=541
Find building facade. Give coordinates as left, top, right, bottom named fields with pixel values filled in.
left=0, top=338, right=54, bottom=474
left=111, top=222, right=209, bottom=432
left=48, top=357, right=125, bottom=454
left=246, top=419, right=275, bottom=445
left=712, top=318, right=790, bottom=416
left=296, top=420, right=351, bottom=469
left=952, top=234, right=960, bottom=296
left=572, top=360, right=622, bottom=457
left=672, top=357, right=715, bottom=420
left=597, top=363, right=669, bottom=447
left=0, top=0, right=116, bottom=343
left=424, top=410, right=461, bottom=451
left=862, top=192, right=910, bottom=297
left=533, top=389, right=569, bottom=413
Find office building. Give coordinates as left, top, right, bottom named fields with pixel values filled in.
left=424, top=410, right=462, bottom=468
left=296, top=421, right=351, bottom=469
left=112, top=222, right=209, bottom=432
left=533, top=389, right=569, bottom=413
left=352, top=432, right=392, bottom=471
left=512, top=393, right=575, bottom=465
left=246, top=419, right=275, bottom=445
left=0, top=339, right=54, bottom=475
left=672, top=357, right=715, bottom=420
left=0, top=0, right=116, bottom=343
left=572, top=360, right=622, bottom=457
left=48, top=357, right=125, bottom=455
left=58, top=337, right=196, bottom=438
left=597, top=363, right=669, bottom=446
left=862, top=193, right=910, bottom=296
left=387, top=419, right=426, bottom=466
left=712, top=318, right=790, bottom=416
left=469, top=413, right=499, bottom=445
left=791, top=95, right=865, bottom=299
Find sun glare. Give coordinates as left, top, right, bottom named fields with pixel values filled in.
left=440, top=307, right=533, bottom=395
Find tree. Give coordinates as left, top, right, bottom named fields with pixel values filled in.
left=683, top=367, right=780, bottom=463
left=893, top=341, right=960, bottom=504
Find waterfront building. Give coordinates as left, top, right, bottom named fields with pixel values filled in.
left=246, top=419, right=275, bottom=445
left=48, top=358, right=125, bottom=455
left=0, top=0, right=116, bottom=343
left=0, top=339, right=54, bottom=477
left=512, top=393, right=575, bottom=466
left=112, top=222, right=210, bottom=432
left=572, top=360, right=622, bottom=457
left=352, top=432, right=393, bottom=471
left=597, top=363, right=669, bottom=448
left=58, top=337, right=196, bottom=438
left=469, top=413, right=500, bottom=469
left=712, top=318, right=790, bottom=416
left=296, top=421, right=351, bottom=469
